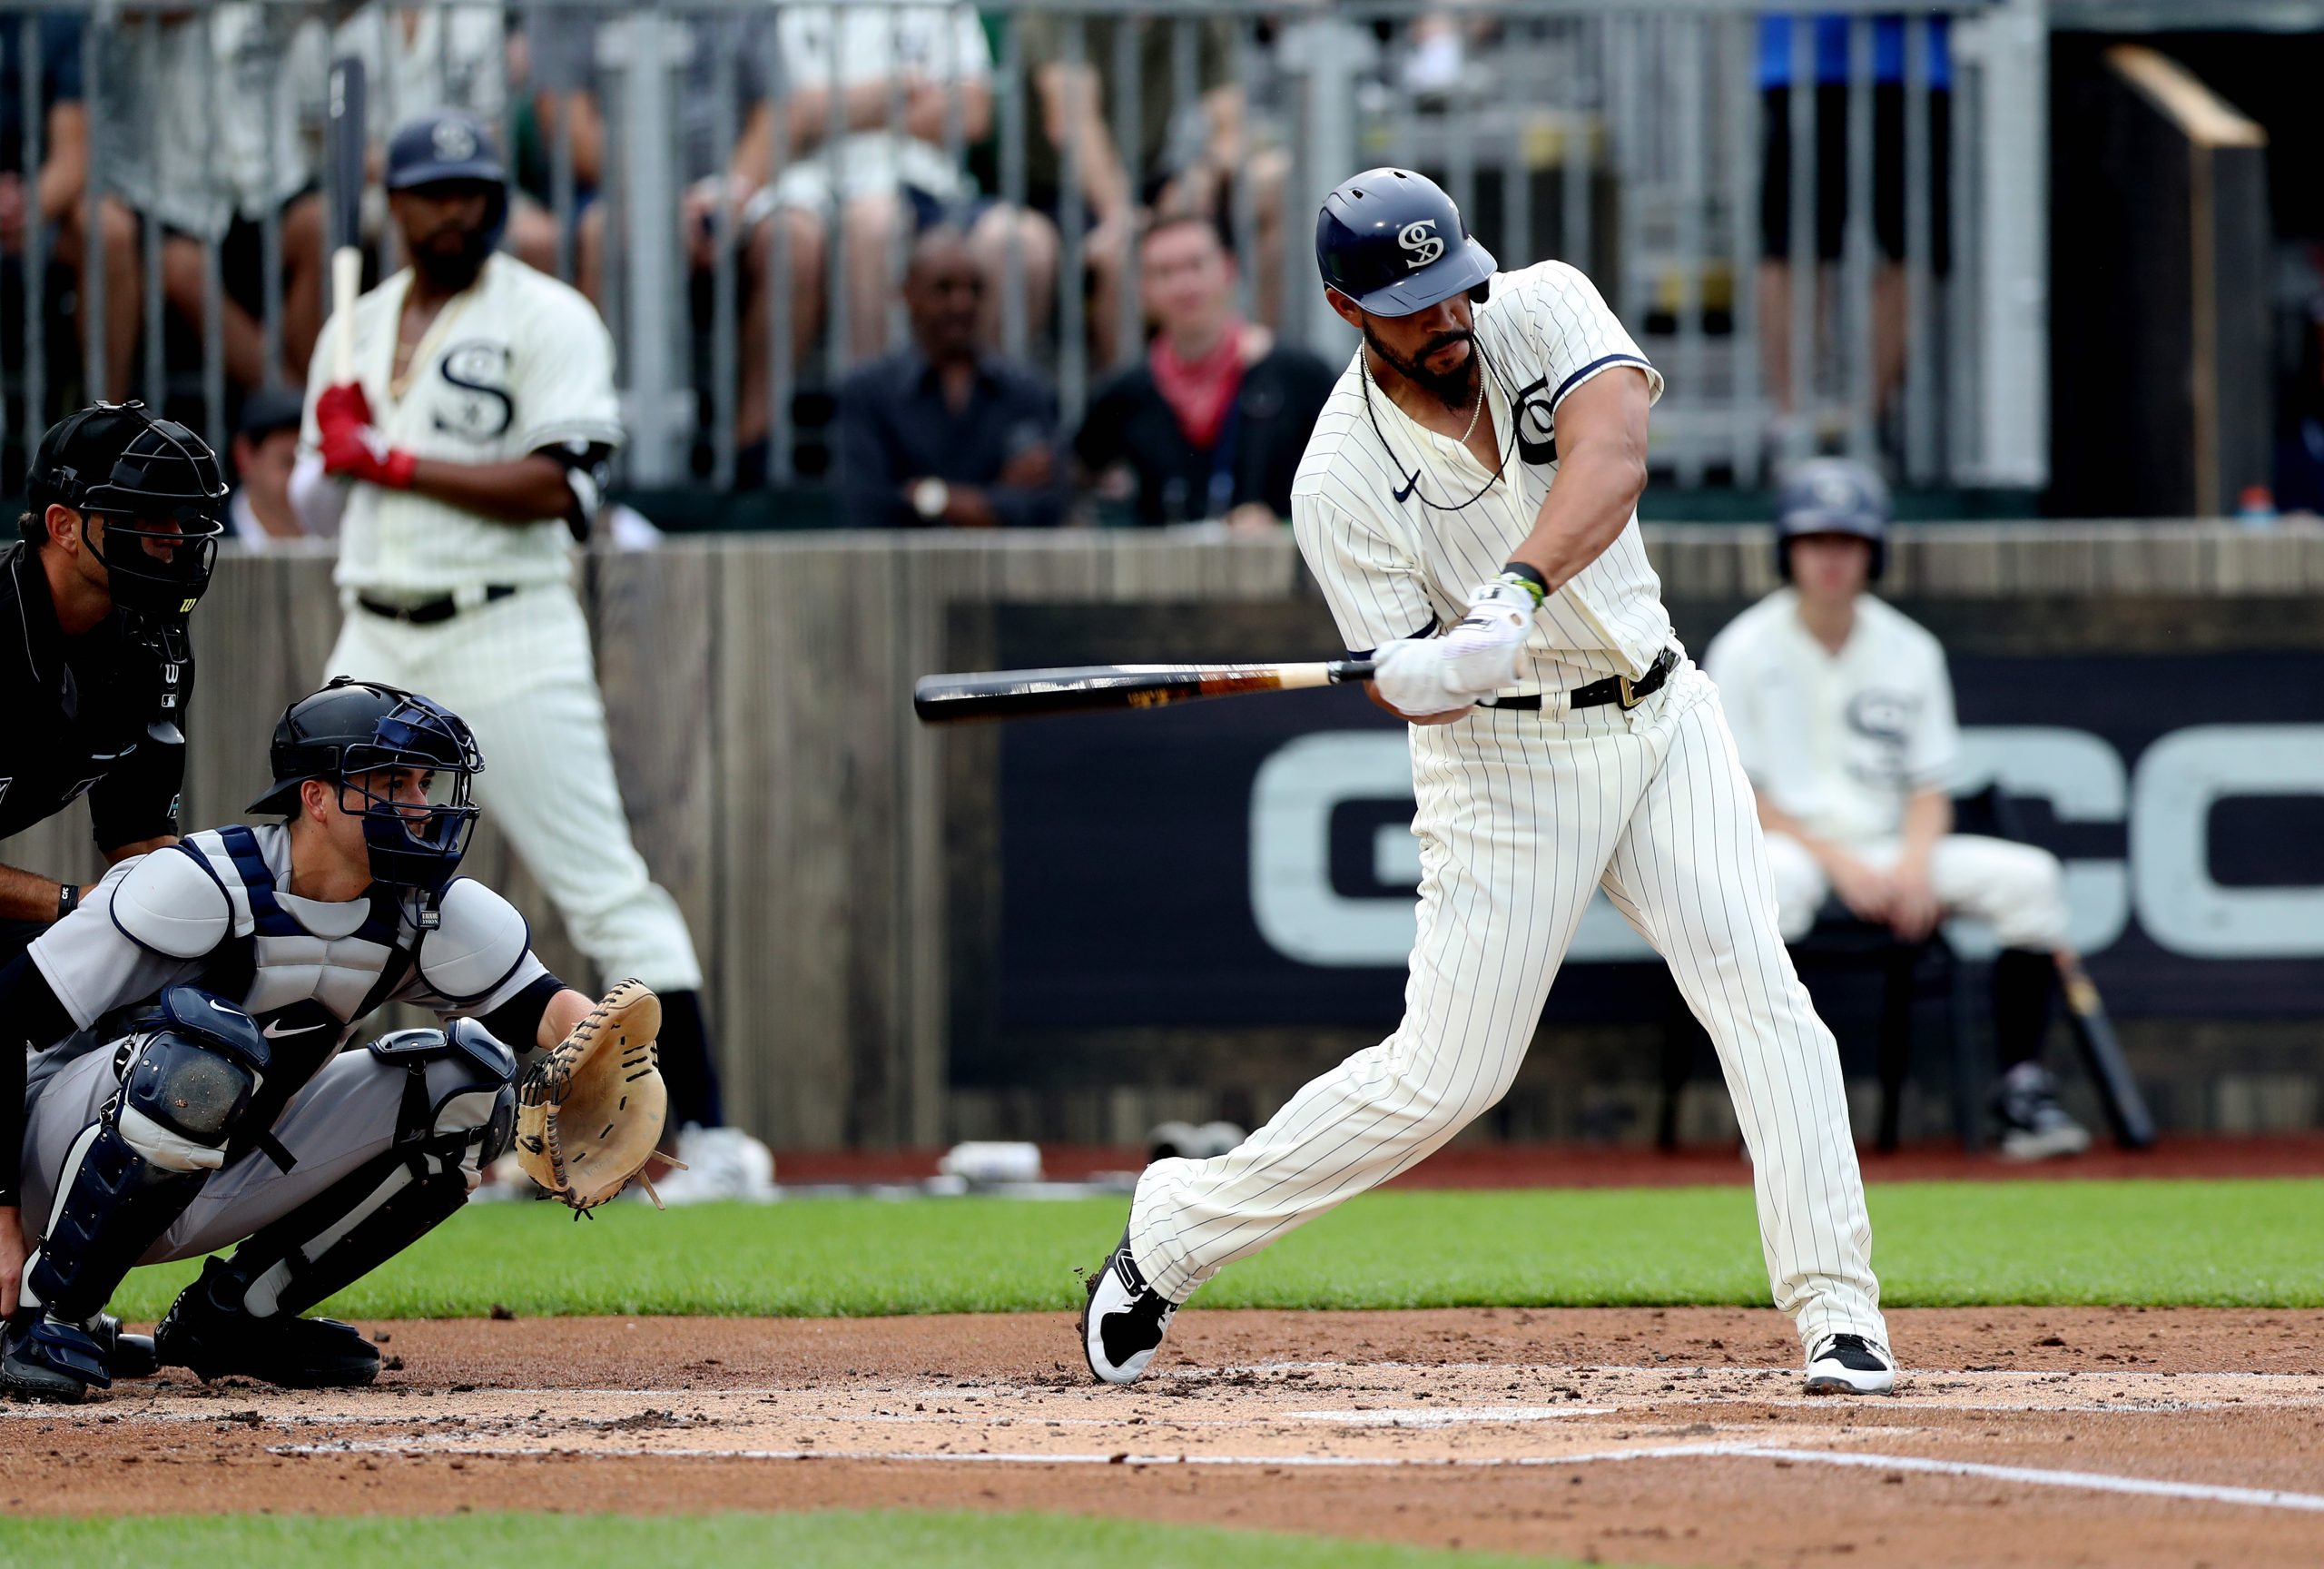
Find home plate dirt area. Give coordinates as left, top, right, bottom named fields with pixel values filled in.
left=8, top=1308, right=2322, bottom=1567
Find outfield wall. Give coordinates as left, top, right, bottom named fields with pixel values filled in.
left=13, top=524, right=2319, bottom=1149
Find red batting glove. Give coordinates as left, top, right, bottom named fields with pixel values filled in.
left=316, top=384, right=416, bottom=489
left=315, top=381, right=375, bottom=434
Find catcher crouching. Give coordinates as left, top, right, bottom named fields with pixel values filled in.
left=0, top=678, right=672, bottom=1402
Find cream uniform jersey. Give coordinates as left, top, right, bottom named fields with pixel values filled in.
left=1705, top=589, right=1960, bottom=846
left=1293, top=262, right=1669, bottom=688
left=300, top=253, right=624, bottom=597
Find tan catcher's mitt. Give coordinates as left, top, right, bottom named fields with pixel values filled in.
left=515, top=979, right=675, bottom=1212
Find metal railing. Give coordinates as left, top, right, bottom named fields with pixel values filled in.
left=0, top=1, right=2046, bottom=500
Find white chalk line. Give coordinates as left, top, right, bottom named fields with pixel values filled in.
left=262, top=1436, right=2324, bottom=1513
left=268, top=1438, right=1748, bottom=1468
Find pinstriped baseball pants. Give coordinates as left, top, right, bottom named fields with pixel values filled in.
left=1129, top=661, right=1888, bottom=1351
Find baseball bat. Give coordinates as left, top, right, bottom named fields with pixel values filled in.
left=912, top=660, right=1377, bottom=724
left=326, top=56, right=367, bottom=381
left=2055, top=954, right=2156, bottom=1150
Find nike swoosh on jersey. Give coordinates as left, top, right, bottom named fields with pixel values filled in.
left=261, top=1020, right=327, bottom=1040
left=1393, top=469, right=1421, bottom=503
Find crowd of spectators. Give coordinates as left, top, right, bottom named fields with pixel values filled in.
left=0, top=3, right=1345, bottom=529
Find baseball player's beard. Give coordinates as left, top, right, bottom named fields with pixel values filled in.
left=411, top=228, right=492, bottom=293
left=1362, top=321, right=1479, bottom=413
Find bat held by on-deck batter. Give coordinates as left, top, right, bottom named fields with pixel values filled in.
left=326, top=55, right=367, bottom=381
left=912, top=660, right=1377, bottom=724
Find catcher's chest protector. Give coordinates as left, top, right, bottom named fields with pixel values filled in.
left=101, top=824, right=532, bottom=1099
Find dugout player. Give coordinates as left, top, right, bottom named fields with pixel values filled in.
left=289, top=111, right=767, bottom=1199
left=1082, top=169, right=1896, bottom=1396
left=1704, top=459, right=2091, bottom=1159
left=0, top=678, right=616, bottom=1402
left=0, top=401, right=226, bottom=963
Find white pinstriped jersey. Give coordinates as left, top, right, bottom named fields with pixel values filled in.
left=1291, top=262, right=1669, bottom=686
left=301, top=254, right=625, bottom=596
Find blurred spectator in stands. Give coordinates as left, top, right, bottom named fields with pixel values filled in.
left=0, top=13, right=134, bottom=403
left=837, top=226, right=1060, bottom=528
left=1073, top=214, right=1331, bottom=528
left=96, top=5, right=330, bottom=391
left=1023, top=12, right=1290, bottom=360
left=1707, top=459, right=2092, bottom=1160
left=766, top=4, right=1055, bottom=364
left=505, top=16, right=604, bottom=287
left=684, top=13, right=826, bottom=472
left=1757, top=13, right=1950, bottom=449
left=332, top=3, right=594, bottom=277
left=223, top=387, right=313, bottom=548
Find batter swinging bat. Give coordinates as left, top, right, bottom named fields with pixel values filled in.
left=326, top=56, right=367, bottom=380
left=912, top=661, right=1377, bottom=724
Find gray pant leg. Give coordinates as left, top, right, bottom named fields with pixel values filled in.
left=19, top=1046, right=123, bottom=1240
left=152, top=1048, right=428, bottom=1264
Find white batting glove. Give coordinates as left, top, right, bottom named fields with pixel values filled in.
left=1437, top=577, right=1540, bottom=695
left=1371, top=637, right=1466, bottom=716
left=1370, top=576, right=1541, bottom=717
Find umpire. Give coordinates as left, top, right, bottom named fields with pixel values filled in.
left=0, top=400, right=226, bottom=972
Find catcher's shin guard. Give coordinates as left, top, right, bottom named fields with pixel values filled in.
left=28, top=1000, right=269, bottom=1325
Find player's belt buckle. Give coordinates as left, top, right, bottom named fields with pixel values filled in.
left=1616, top=673, right=1640, bottom=709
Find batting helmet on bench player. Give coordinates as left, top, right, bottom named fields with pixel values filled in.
left=1775, top=458, right=1891, bottom=582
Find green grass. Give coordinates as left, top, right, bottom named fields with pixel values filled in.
left=0, top=1511, right=1581, bottom=1569
left=101, top=1178, right=2324, bottom=1323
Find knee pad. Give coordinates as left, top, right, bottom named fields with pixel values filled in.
left=369, top=1018, right=518, bottom=1180
left=116, top=1027, right=265, bottom=1174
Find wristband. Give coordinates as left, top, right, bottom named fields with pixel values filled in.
left=1497, top=562, right=1549, bottom=607
left=54, top=882, right=78, bottom=923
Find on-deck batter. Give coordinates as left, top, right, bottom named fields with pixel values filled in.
left=289, top=111, right=769, bottom=1199
left=1081, top=168, right=1895, bottom=1396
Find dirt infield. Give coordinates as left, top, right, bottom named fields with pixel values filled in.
left=5, top=1308, right=2321, bottom=1566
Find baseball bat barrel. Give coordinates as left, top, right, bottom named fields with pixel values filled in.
left=912, top=660, right=1376, bottom=724
left=326, top=55, right=366, bottom=381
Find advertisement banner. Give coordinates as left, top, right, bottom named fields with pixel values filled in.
left=969, top=600, right=2324, bottom=1048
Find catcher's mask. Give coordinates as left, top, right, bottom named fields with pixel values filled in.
left=251, top=677, right=484, bottom=919
left=25, top=399, right=227, bottom=670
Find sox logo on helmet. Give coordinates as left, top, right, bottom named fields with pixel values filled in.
left=1397, top=220, right=1444, bottom=267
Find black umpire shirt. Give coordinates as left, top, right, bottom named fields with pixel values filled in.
left=0, top=541, right=187, bottom=853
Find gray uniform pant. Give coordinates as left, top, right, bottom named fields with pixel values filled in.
left=20, top=1041, right=480, bottom=1267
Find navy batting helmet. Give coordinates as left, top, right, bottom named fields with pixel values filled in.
left=1775, top=459, right=1891, bottom=581
left=385, top=110, right=507, bottom=248
left=1315, top=167, right=1497, bottom=317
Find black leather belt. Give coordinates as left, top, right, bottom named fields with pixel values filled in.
left=357, top=584, right=518, bottom=625
left=1480, top=646, right=1680, bottom=713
